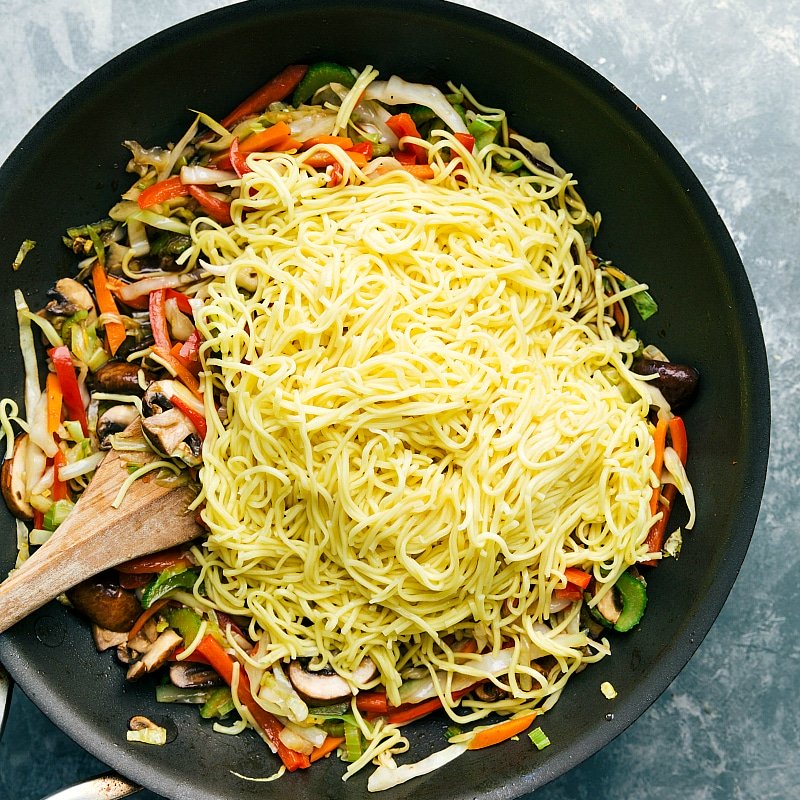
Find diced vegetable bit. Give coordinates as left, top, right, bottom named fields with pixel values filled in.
left=43, top=498, right=74, bottom=531
left=343, top=720, right=364, bottom=762
left=467, top=117, right=500, bottom=151
left=293, top=62, right=356, bottom=106
left=600, top=681, right=618, bottom=699
left=467, top=713, right=537, bottom=750
left=140, top=567, right=199, bottom=609
left=528, top=727, right=551, bottom=751
left=155, top=684, right=214, bottom=705
left=127, top=715, right=167, bottom=746
left=588, top=569, right=648, bottom=633
left=621, top=275, right=658, bottom=320
left=200, top=686, right=236, bottom=719
left=663, top=527, right=683, bottom=559
left=12, top=239, right=36, bottom=271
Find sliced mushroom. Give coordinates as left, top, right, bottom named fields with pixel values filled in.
left=288, top=657, right=377, bottom=702
left=141, top=407, right=201, bottom=467
left=127, top=629, right=182, bottom=681
left=45, top=278, right=95, bottom=316
left=127, top=617, right=159, bottom=654
left=473, top=683, right=509, bottom=703
left=97, top=405, right=140, bottom=449
left=116, top=644, right=137, bottom=665
left=1, top=434, right=34, bottom=521
left=94, top=361, right=151, bottom=394
left=66, top=574, right=141, bottom=632
left=142, top=380, right=176, bottom=416
left=631, top=358, right=700, bottom=413
left=169, top=662, right=222, bottom=689
left=595, top=588, right=622, bottom=625
left=92, top=624, right=130, bottom=652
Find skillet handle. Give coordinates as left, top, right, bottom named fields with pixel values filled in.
left=39, top=772, right=142, bottom=800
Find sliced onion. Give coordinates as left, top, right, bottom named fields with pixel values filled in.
left=117, top=271, right=198, bottom=303
left=368, top=744, right=469, bottom=792
left=663, top=447, right=696, bottom=529
left=363, top=76, right=468, bottom=134
left=57, top=451, right=104, bottom=481
left=180, top=165, right=237, bottom=185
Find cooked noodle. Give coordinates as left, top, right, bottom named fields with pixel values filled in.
left=189, top=130, right=656, bottom=716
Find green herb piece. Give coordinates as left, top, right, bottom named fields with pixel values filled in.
left=528, top=726, right=551, bottom=750
left=141, top=568, right=198, bottom=609
left=12, top=239, right=36, bottom=271
left=200, top=686, right=236, bottom=719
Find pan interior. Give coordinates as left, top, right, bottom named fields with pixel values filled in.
left=0, top=2, right=769, bottom=799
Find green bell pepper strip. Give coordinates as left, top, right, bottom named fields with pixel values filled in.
left=292, top=62, right=355, bottom=106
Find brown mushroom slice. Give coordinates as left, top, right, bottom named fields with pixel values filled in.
left=92, top=625, right=130, bottom=652
left=595, top=587, right=622, bottom=625
left=97, top=405, right=140, bottom=449
left=169, top=662, right=222, bottom=689
left=1, top=434, right=34, bottom=521
left=288, top=657, right=377, bottom=702
left=127, top=629, right=182, bottom=681
left=141, top=407, right=201, bottom=467
left=46, top=278, right=95, bottom=316
left=94, top=361, right=151, bottom=394
left=127, top=617, right=159, bottom=654
left=66, top=574, right=142, bottom=632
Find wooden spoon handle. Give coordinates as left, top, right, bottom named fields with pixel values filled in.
left=0, top=420, right=202, bottom=634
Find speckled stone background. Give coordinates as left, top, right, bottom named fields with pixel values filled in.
left=0, top=1, right=795, bottom=798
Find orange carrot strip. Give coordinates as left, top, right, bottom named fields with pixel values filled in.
left=649, top=417, right=669, bottom=516
left=310, top=736, right=345, bottom=763
left=238, top=122, right=291, bottom=154
left=221, top=65, right=308, bottom=129
left=92, top=263, right=127, bottom=356
left=45, top=372, right=63, bottom=437
left=300, top=136, right=354, bottom=151
left=152, top=347, right=202, bottom=399
left=402, top=164, right=435, bottom=180
left=127, top=597, right=171, bottom=640
left=468, top=712, right=538, bottom=750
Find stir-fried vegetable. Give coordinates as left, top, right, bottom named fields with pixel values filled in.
left=0, top=60, right=699, bottom=791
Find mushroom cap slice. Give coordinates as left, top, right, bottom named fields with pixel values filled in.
left=1, top=434, right=34, bottom=521
left=288, top=657, right=378, bottom=702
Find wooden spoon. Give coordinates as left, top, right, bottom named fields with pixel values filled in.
left=0, top=419, right=201, bottom=634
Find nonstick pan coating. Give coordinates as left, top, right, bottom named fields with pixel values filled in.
left=0, top=2, right=769, bottom=799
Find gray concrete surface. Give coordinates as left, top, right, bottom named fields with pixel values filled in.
left=0, top=1, right=796, bottom=799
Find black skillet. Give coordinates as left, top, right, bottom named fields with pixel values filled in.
left=0, top=1, right=769, bottom=798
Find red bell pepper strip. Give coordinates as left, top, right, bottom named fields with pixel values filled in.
left=563, top=567, right=591, bottom=589
left=386, top=113, right=427, bottom=164
left=117, top=547, right=194, bottom=574
left=229, top=138, right=252, bottom=178
left=553, top=584, right=583, bottom=602
left=348, top=141, right=373, bottom=159
left=643, top=482, right=679, bottom=565
left=148, top=289, right=172, bottom=352
left=327, top=161, right=344, bottom=187
left=386, top=684, right=478, bottom=726
left=453, top=132, right=475, bottom=153
left=52, top=447, right=69, bottom=502
left=668, top=416, right=688, bottom=464
left=117, top=572, right=154, bottom=590
left=48, top=346, right=88, bottom=436
left=33, top=509, right=44, bottom=530
left=355, top=691, right=390, bottom=715
left=392, top=149, right=416, bottom=166
left=163, top=288, right=194, bottom=316
left=170, top=393, right=207, bottom=440
left=137, top=176, right=190, bottom=209
left=178, top=329, right=201, bottom=362
left=188, top=185, right=233, bottom=226
left=195, top=635, right=310, bottom=771
left=221, top=65, right=308, bottom=129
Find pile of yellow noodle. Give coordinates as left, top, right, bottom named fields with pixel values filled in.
left=189, top=135, right=655, bottom=715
